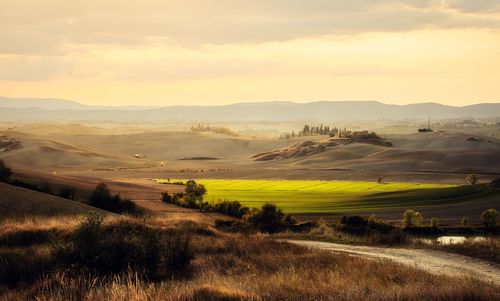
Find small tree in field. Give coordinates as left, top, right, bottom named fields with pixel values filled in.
left=377, top=176, right=384, bottom=184
left=401, top=210, right=423, bottom=227
left=481, top=209, right=499, bottom=229
left=0, top=159, right=12, bottom=182
left=429, top=217, right=440, bottom=228
left=184, top=180, right=206, bottom=200
left=460, top=217, right=469, bottom=227
left=465, top=174, right=479, bottom=185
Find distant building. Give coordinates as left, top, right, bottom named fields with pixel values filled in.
left=418, top=118, right=433, bottom=133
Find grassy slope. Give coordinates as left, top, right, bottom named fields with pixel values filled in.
left=1, top=215, right=498, bottom=300
left=0, top=182, right=102, bottom=220
left=159, top=179, right=495, bottom=213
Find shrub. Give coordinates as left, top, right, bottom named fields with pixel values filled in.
left=465, top=174, right=479, bottom=185
left=214, top=219, right=249, bottom=232
left=429, top=217, right=440, bottom=228
left=340, top=215, right=368, bottom=234
left=57, top=213, right=193, bottom=278
left=0, top=159, right=12, bottom=182
left=213, top=200, right=249, bottom=218
left=164, top=233, right=193, bottom=272
left=39, top=181, right=52, bottom=194
left=367, top=215, right=394, bottom=233
left=161, top=191, right=173, bottom=203
left=89, top=183, right=142, bottom=215
left=368, top=228, right=408, bottom=245
left=401, top=210, right=423, bottom=228
left=481, top=209, right=500, bottom=229
left=490, top=178, right=500, bottom=189
left=185, top=180, right=206, bottom=200
left=243, top=203, right=284, bottom=233
left=57, top=185, right=77, bottom=200
left=460, top=217, right=470, bottom=227
left=342, top=215, right=367, bottom=227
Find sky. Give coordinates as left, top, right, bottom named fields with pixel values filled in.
left=1, top=0, right=500, bottom=106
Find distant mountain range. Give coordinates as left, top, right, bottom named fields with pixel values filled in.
left=0, top=97, right=499, bottom=122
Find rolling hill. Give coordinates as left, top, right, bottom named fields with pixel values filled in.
left=1, top=98, right=499, bottom=121
left=0, top=182, right=101, bottom=219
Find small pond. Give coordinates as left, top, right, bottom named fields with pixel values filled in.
left=416, top=236, right=487, bottom=245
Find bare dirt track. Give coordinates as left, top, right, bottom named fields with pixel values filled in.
left=287, top=239, right=500, bottom=286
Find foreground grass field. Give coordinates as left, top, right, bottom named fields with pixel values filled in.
left=157, top=179, right=494, bottom=213
left=1, top=215, right=498, bottom=300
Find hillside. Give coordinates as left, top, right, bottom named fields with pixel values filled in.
left=1, top=98, right=500, bottom=121
left=0, top=182, right=101, bottom=219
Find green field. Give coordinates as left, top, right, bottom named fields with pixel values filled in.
left=158, top=179, right=494, bottom=213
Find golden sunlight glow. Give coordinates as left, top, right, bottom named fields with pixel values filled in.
left=0, top=1, right=499, bottom=106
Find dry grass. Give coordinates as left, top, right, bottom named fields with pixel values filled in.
left=1, top=215, right=499, bottom=301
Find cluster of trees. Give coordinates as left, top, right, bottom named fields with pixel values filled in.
left=190, top=124, right=238, bottom=137
left=161, top=180, right=208, bottom=209
left=89, top=183, right=142, bottom=215
left=279, top=124, right=352, bottom=139
left=402, top=208, right=500, bottom=230
left=162, top=180, right=297, bottom=233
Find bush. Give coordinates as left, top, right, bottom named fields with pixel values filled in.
left=368, top=229, right=408, bottom=245
left=164, top=233, right=193, bottom=272
left=465, top=174, right=479, bottom=185
left=460, top=217, right=470, bottom=227
left=481, top=209, right=500, bottom=229
left=57, top=213, right=193, bottom=278
left=57, top=185, right=77, bottom=200
left=161, top=191, right=173, bottom=203
left=185, top=180, right=206, bottom=200
left=0, top=159, right=12, bottom=182
left=214, top=219, right=249, bottom=232
left=243, top=203, right=285, bottom=233
left=367, top=215, right=394, bottom=233
left=213, top=200, right=249, bottom=218
left=339, top=215, right=368, bottom=234
left=429, top=217, right=440, bottom=228
left=401, top=210, right=423, bottom=228
left=89, top=183, right=142, bottom=215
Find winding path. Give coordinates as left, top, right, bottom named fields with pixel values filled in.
left=287, top=240, right=500, bottom=286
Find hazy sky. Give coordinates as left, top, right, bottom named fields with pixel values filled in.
left=1, top=0, right=500, bottom=106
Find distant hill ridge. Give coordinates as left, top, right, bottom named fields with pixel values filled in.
left=0, top=97, right=499, bottom=121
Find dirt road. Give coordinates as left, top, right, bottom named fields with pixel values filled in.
left=287, top=240, right=500, bottom=286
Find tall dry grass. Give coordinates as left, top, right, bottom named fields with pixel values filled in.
left=1, top=215, right=499, bottom=300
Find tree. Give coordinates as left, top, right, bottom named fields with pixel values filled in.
left=303, top=125, right=310, bottom=134
left=465, top=174, right=479, bottom=185
left=89, top=183, right=113, bottom=209
left=58, top=186, right=77, bottom=200
left=89, top=183, right=139, bottom=214
left=161, top=191, right=173, bottom=203
left=429, top=217, right=440, bottom=228
left=184, top=180, right=206, bottom=200
left=377, top=176, right=384, bottom=184
left=460, top=217, right=469, bottom=227
left=0, top=159, right=12, bottom=182
left=243, top=203, right=285, bottom=233
left=481, top=209, right=499, bottom=229
left=401, top=210, right=423, bottom=227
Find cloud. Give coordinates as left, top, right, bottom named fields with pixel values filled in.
left=0, top=0, right=499, bottom=56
